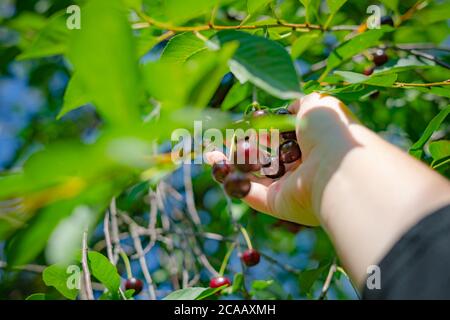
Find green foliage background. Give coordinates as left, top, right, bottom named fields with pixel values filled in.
left=0, top=0, right=449, bottom=300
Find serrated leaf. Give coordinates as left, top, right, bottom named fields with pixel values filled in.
left=215, top=30, right=300, bottom=99
left=43, top=264, right=79, bottom=300
left=326, top=0, right=347, bottom=15
left=68, top=0, right=141, bottom=126
left=87, top=251, right=121, bottom=293
left=161, top=32, right=207, bottom=64
left=409, top=105, right=450, bottom=159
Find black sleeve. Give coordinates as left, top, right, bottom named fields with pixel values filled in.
left=363, top=204, right=450, bottom=300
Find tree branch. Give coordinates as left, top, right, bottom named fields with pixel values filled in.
left=81, top=230, right=94, bottom=300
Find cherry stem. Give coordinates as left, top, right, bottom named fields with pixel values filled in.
left=219, top=243, right=236, bottom=276
left=119, top=251, right=133, bottom=279
left=240, top=226, right=253, bottom=250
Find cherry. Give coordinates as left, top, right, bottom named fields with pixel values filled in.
left=373, top=50, right=388, bottom=66
left=275, top=108, right=291, bottom=115
left=363, top=67, right=374, bottom=76
left=281, top=131, right=297, bottom=140
left=370, top=90, right=380, bottom=100
left=233, top=139, right=261, bottom=173
left=262, top=157, right=286, bottom=179
left=124, top=277, right=143, bottom=296
left=212, top=161, right=232, bottom=183
left=241, top=249, right=261, bottom=267
left=224, top=172, right=251, bottom=199
left=209, top=276, right=231, bottom=288
left=279, top=140, right=302, bottom=164
left=380, top=16, right=394, bottom=27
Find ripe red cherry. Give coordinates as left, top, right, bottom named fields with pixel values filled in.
left=373, top=50, right=388, bottom=66
left=262, top=157, right=286, bottom=179
left=363, top=67, right=374, bottom=76
left=209, top=276, right=231, bottom=288
left=241, top=249, right=261, bottom=267
left=234, top=139, right=261, bottom=173
left=224, top=172, right=251, bottom=199
left=212, top=161, right=232, bottom=183
left=279, top=140, right=302, bottom=164
left=124, top=277, right=143, bottom=296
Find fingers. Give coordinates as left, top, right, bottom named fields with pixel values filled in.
left=243, top=182, right=273, bottom=215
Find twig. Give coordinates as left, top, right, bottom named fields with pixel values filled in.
left=318, top=258, right=337, bottom=300
left=110, top=198, right=122, bottom=264
left=129, top=223, right=157, bottom=300
left=394, top=80, right=450, bottom=88
left=258, top=251, right=301, bottom=275
left=183, top=164, right=202, bottom=226
left=394, top=46, right=450, bottom=70
left=81, top=230, right=94, bottom=300
left=103, top=210, right=114, bottom=264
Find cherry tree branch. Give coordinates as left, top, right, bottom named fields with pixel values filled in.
left=81, top=230, right=94, bottom=300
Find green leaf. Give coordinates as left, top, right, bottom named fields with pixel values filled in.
left=58, top=73, right=90, bottom=119
left=415, top=2, right=450, bottom=24
left=215, top=30, right=300, bottom=99
left=430, top=140, right=450, bottom=162
left=144, top=43, right=236, bottom=108
left=221, top=82, right=251, bottom=110
left=46, top=206, right=98, bottom=265
left=409, top=105, right=450, bottom=159
left=232, top=272, right=244, bottom=292
left=87, top=251, right=121, bottom=293
left=251, top=279, right=273, bottom=290
left=291, top=32, right=321, bottom=59
left=161, top=32, right=207, bottom=64
left=334, top=71, right=398, bottom=87
left=374, top=56, right=435, bottom=75
left=164, top=0, right=218, bottom=25
left=163, top=287, right=210, bottom=300
left=17, top=12, right=69, bottom=60
left=43, top=264, right=79, bottom=300
left=326, top=0, right=347, bottom=15
left=26, top=293, right=48, bottom=300
left=247, top=0, right=273, bottom=15
left=68, top=0, right=141, bottom=126
left=298, top=262, right=331, bottom=296
left=299, top=0, right=321, bottom=24
left=124, top=289, right=136, bottom=299
left=379, top=0, right=398, bottom=12
left=324, top=29, right=385, bottom=75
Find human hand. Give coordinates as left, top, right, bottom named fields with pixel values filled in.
left=206, top=93, right=358, bottom=226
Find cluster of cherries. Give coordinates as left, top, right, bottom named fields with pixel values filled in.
left=212, top=107, right=301, bottom=200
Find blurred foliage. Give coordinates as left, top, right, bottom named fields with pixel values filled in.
left=0, top=0, right=449, bottom=300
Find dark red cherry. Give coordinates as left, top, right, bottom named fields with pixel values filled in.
left=212, top=161, right=232, bottom=183
left=241, top=249, right=261, bottom=267
left=234, top=139, right=261, bottom=172
left=224, top=172, right=251, bottom=199
left=279, top=140, right=302, bottom=164
left=380, top=16, right=394, bottom=27
left=124, top=277, right=143, bottom=296
left=373, top=50, right=388, bottom=66
left=363, top=67, right=374, bottom=76
left=281, top=131, right=297, bottom=140
left=262, top=157, right=286, bottom=179
left=209, top=276, right=231, bottom=288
